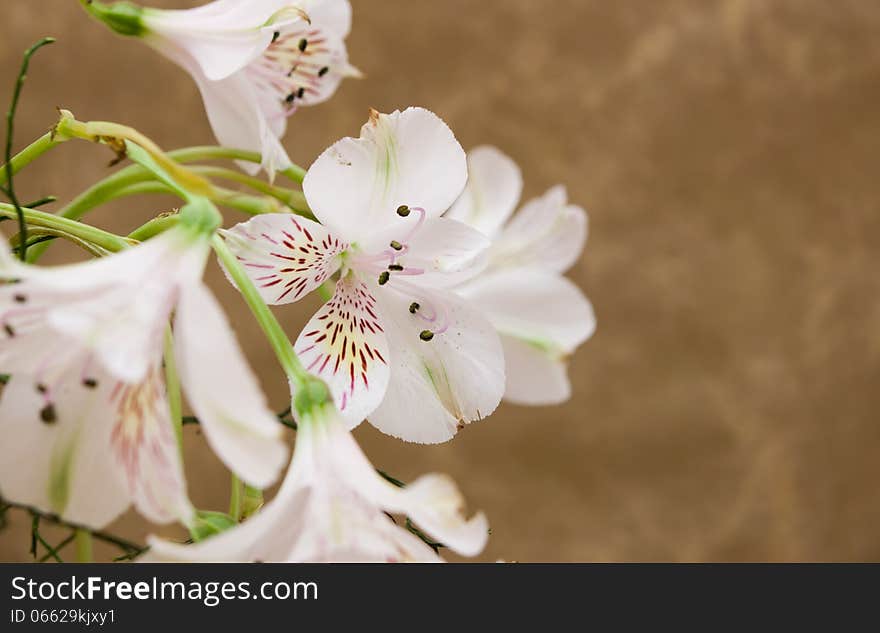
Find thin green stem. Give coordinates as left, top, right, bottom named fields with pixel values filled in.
left=115, top=178, right=290, bottom=217
left=39, top=532, right=76, bottom=563
left=127, top=213, right=179, bottom=241
left=75, top=529, right=94, bottom=562
left=58, top=166, right=152, bottom=222
left=33, top=530, right=63, bottom=563
left=4, top=38, right=56, bottom=261
left=213, top=187, right=287, bottom=215
left=229, top=474, right=242, bottom=522
left=26, top=165, right=151, bottom=261
left=190, top=165, right=309, bottom=212
left=0, top=202, right=132, bottom=253
left=22, top=195, right=57, bottom=209
left=211, top=234, right=308, bottom=387
left=0, top=132, right=63, bottom=188
left=4, top=497, right=147, bottom=557
left=108, top=180, right=173, bottom=199
left=168, top=146, right=306, bottom=184
left=23, top=143, right=307, bottom=262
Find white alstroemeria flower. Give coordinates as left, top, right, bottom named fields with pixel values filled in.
left=224, top=107, right=505, bottom=443
left=145, top=403, right=488, bottom=562
left=446, top=146, right=596, bottom=405
left=0, top=226, right=287, bottom=528
left=84, top=0, right=359, bottom=178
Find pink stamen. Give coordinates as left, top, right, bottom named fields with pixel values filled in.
left=399, top=206, right=427, bottom=244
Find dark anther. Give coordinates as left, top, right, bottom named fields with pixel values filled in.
left=298, top=38, right=308, bottom=52
left=297, top=86, right=305, bottom=99
left=36, top=383, right=47, bottom=394
left=82, top=378, right=99, bottom=389
left=389, top=240, right=403, bottom=251
left=40, top=403, right=57, bottom=424
left=409, top=302, right=420, bottom=314
left=378, top=271, right=390, bottom=285
left=397, top=205, right=410, bottom=217
left=3, top=323, right=14, bottom=338
left=318, top=66, right=329, bottom=77
left=13, top=293, right=26, bottom=303
left=419, top=330, right=434, bottom=342
left=388, top=264, right=404, bottom=271
left=285, top=92, right=296, bottom=104
left=272, top=31, right=281, bottom=43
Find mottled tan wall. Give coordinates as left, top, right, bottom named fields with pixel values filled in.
left=1, top=0, right=879, bottom=561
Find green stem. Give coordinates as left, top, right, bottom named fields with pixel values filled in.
left=127, top=213, right=179, bottom=241
left=0, top=202, right=131, bottom=253
left=4, top=38, right=56, bottom=262
left=22, top=195, right=57, bottom=209
left=112, top=178, right=291, bottom=217
left=39, top=532, right=76, bottom=563
left=0, top=132, right=63, bottom=188
left=190, top=165, right=309, bottom=211
left=168, top=146, right=306, bottom=184
left=74, top=529, right=93, bottom=562
left=4, top=497, right=146, bottom=557
left=211, top=234, right=308, bottom=387
left=23, top=144, right=307, bottom=262
left=213, top=187, right=287, bottom=215
left=229, top=474, right=242, bottom=522
left=317, top=281, right=335, bottom=302
left=25, top=165, right=151, bottom=261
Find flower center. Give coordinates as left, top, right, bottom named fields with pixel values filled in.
left=247, top=26, right=335, bottom=119
left=349, top=206, right=450, bottom=342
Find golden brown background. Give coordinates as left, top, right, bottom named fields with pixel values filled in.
left=2, top=0, right=879, bottom=561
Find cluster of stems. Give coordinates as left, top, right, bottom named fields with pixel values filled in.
left=0, top=44, right=440, bottom=560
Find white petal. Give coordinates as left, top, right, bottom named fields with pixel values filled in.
left=0, top=373, right=130, bottom=529
left=108, top=366, right=195, bottom=525
left=222, top=215, right=345, bottom=305
left=370, top=217, right=490, bottom=288
left=310, top=413, right=486, bottom=557
left=301, top=0, right=353, bottom=38
left=143, top=1, right=304, bottom=81
left=303, top=107, right=467, bottom=243
left=447, top=145, right=522, bottom=238
left=294, top=275, right=390, bottom=428
left=145, top=488, right=308, bottom=563
left=369, top=286, right=504, bottom=443
left=1, top=229, right=206, bottom=384
left=499, top=335, right=573, bottom=405
left=189, top=65, right=293, bottom=178
left=398, top=475, right=489, bottom=557
left=491, top=185, right=588, bottom=274
left=0, top=232, right=23, bottom=273
left=46, top=282, right=170, bottom=385
left=457, top=268, right=595, bottom=354
left=0, top=284, right=86, bottom=377
left=175, top=282, right=287, bottom=489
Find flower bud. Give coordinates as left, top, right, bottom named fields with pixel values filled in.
left=80, top=0, right=145, bottom=38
